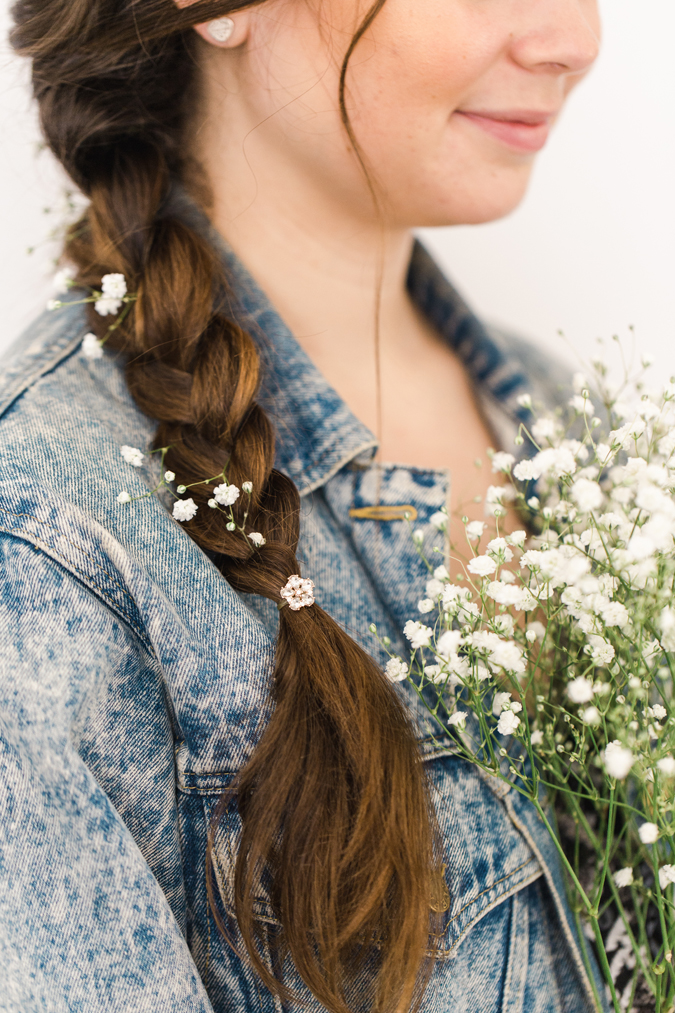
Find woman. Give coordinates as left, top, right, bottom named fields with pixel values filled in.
left=1, top=0, right=602, bottom=1010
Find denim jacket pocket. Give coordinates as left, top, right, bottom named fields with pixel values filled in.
left=177, top=745, right=542, bottom=956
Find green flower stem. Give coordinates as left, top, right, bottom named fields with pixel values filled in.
left=587, top=811, right=657, bottom=993
left=573, top=905, right=607, bottom=1013
left=531, top=796, right=621, bottom=1013
left=594, top=787, right=616, bottom=911
left=102, top=298, right=135, bottom=339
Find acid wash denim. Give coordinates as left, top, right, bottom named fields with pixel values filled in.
left=0, top=199, right=606, bottom=1013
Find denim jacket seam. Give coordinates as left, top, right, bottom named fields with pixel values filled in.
left=297, top=438, right=378, bottom=496
left=432, top=865, right=543, bottom=962
left=0, top=330, right=85, bottom=422
left=0, top=510, right=152, bottom=651
left=445, top=854, right=540, bottom=927
left=0, top=505, right=137, bottom=599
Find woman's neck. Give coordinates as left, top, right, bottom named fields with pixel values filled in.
left=208, top=180, right=420, bottom=418
left=194, top=90, right=503, bottom=551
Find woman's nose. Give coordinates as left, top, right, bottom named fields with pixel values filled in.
left=510, top=0, right=601, bottom=77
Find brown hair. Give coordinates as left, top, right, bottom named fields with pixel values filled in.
left=10, top=1, right=440, bottom=1009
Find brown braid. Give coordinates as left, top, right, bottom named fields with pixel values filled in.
left=11, top=1, right=441, bottom=1009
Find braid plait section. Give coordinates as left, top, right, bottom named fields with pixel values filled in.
left=11, top=2, right=441, bottom=1010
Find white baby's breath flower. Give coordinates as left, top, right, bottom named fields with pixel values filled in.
left=94, top=296, right=123, bottom=317
left=658, top=430, right=675, bottom=459
left=525, top=629, right=537, bottom=643
left=659, top=865, right=675, bottom=890
left=441, top=584, right=470, bottom=610
left=121, top=445, right=144, bottom=467
left=425, top=578, right=444, bottom=599
left=517, top=447, right=579, bottom=483
left=101, top=273, right=127, bottom=299
left=53, top=266, right=75, bottom=294
left=486, top=581, right=537, bottom=611
left=242, top=481, right=253, bottom=494
left=604, top=741, right=635, bottom=780
left=430, top=510, right=447, bottom=530
left=588, top=635, right=615, bottom=666
left=491, top=452, right=515, bottom=473
left=385, top=658, right=408, bottom=683
left=465, top=520, right=486, bottom=542
left=208, top=499, right=217, bottom=508
left=164, top=471, right=175, bottom=482
left=569, top=394, right=594, bottom=416
left=494, top=614, right=515, bottom=636
left=214, top=483, right=240, bottom=506
left=658, top=607, right=675, bottom=651
left=600, top=602, right=630, bottom=628
left=433, top=565, right=450, bottom=580
left=613, top=867, right=634, bottom=888
left=423, top=664, right=444, bottom=685
left=173, top=498, right=198, bottom=522
left=652, top=704, right=668, bottom=720
left=437, top=629, right=463, bottom=658
left=639, top=822, right=660, bottom=844
left=582, top=706, right=601, bottom=726
left=513, top=459, right=537, bottom=481
left=567, top=677, right=595, bottom=704
left=486, top=537, right=513, bottom=562
left=404, top=621, right=433, bottom=649
left=570, top=478, right=603, bottom=513
left=448, top=711, right=467, bottom=729
left=492, top=691, right=512, bottom=716
left=530, top=729, right=544, bottom=746
left=497, top=710, right=521, bottom=736
left=117, top=491, right=131, bottom=504
left=572, top=372, right=588, bottom=394
left=517, top=393, right=533, bottom=409
left=508, top=530, right=527, bottom=548
left=81, top=332, right=103, bottom=360
left=484, top=484, right=516, bottom=516
left=657, top=756, right=675, bottom=777
left=417, top=598, right=435, bottom=614
left=527, top=621, right=546, bottom=641
left=467, top=555, right=497, bottom=577
left=531, top=416, right=560, bottom=443
left=46, top=299, right=61, bottom=311
left=412, top=529, right=425, bottom=544
left=248, top=532, right=266, bottom=547
left=610, top=417, right=646, bottom=450
left=594, top=443, right=615, bottom=466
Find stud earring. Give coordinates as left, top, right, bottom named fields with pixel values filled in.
left=207, top=16, right=235, bottom=43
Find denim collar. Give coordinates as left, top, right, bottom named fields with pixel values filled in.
left=163, top=188, right=533, bottom=495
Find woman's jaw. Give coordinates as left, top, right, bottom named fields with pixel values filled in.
left=190, top=0, right=600, bottom=234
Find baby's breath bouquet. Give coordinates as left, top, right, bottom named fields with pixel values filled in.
left=375, top=360, right=675, bottom=1013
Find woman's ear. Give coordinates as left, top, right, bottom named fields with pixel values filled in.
left=173, top=0, right=251, bottom=48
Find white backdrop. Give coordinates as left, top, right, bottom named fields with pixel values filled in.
left=1, top=0, right=674, bottom=375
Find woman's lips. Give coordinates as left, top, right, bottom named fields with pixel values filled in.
left=455, top=110, right=554, bottom=154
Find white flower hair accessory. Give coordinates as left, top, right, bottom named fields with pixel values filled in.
left=48, top=270, right=138, bottom=353
left=279, top=575, right=315, bottom=611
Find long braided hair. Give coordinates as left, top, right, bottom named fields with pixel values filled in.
left=10, top=1, right=441, bottom=1009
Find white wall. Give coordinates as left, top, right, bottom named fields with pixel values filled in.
left=1, top=0, right=674, bottom=376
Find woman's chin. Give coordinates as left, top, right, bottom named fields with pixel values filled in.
left=408, top=186, right=533, bottom=229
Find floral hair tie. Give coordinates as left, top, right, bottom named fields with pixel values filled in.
left=278, top=575, right=315, bottom=611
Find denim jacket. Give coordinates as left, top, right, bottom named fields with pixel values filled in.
left=0, top=194, right=605, bottom=1013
